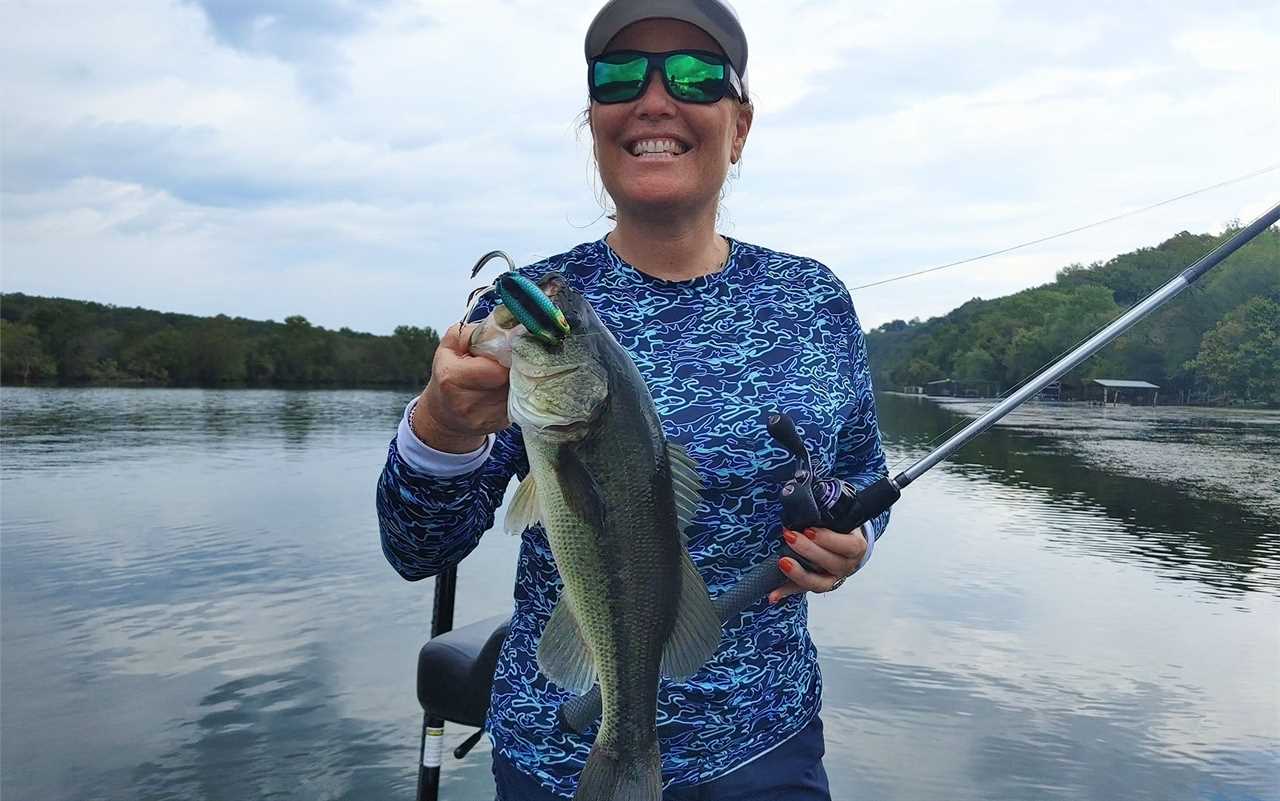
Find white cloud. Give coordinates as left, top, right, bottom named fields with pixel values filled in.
left=2, top=0, right=1277, bottom=335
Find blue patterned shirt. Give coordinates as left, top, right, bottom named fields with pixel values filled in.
left=377, top=237, right=890, bottom=796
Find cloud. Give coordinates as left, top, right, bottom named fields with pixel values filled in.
left=2, top=0, right=1277, bottom=335
left=181, top=0, right=399, bottom=97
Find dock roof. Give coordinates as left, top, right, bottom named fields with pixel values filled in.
left=1092, top=379, right=1160, bottom=389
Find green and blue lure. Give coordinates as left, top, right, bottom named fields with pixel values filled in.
left=496, top=273, right=570, bottom=345
left=466, top=250, right=570, bottom=345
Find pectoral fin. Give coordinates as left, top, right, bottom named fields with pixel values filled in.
left=504, top=475, right=541, bottom=536
left=666, top=442, right=703, bottom=542
left=659, top=550, right=721, bottom=681
left=537, top=597, right=597, bottom=694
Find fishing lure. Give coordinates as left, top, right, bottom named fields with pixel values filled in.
left=463, top=250, right=569, bottom=345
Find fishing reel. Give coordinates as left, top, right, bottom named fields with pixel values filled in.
left=767, top=411, right=886, bottom=570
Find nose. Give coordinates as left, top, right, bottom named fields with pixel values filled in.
left=634, top=68, right=676, bottom=119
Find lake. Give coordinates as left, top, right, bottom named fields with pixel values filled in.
left=2, top=387, right=1277, bottom=800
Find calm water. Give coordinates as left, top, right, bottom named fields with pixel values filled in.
left=2, top=387, right=1277, bottom=801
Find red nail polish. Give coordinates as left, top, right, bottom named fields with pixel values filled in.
left=783, top=530, right=797, bottom=545
left=779, top=558, right=793, bottom=573
left=803, top=528, right=817, bottom=540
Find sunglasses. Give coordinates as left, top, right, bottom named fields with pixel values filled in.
left=588, top=49, right=745, bottom=105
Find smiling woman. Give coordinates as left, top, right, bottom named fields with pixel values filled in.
left=375, top=1, right=893, bottom=800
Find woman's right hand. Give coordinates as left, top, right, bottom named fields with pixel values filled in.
left=412, top=322, right=511, bottom=453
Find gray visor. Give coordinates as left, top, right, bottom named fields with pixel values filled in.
left=584, top=0, right=749, bottom=96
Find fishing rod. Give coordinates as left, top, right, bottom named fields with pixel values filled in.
left=556, top=199, right=1280, bottom=735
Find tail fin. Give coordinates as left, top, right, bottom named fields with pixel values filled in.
left=572, top=737, right=661, bottom=801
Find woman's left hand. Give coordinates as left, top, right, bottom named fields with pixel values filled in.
left=768, top=526, right=868, bottom=604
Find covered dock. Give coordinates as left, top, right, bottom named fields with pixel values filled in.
left=1093, top=379, right=1160, bottom=406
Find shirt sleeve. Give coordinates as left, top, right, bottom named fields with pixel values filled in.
left=834, top=308, right=892, bottom=555
left=375, top=290, right=527, bottom=581
left=376, top=422, right=527, bottom=581
left=396, top=397, right=495, bottom=477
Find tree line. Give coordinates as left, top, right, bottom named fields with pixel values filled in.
left=865, top=224, right=1279, bottom=405
left=0, top=294, right=439, bottom=388
left=3, top=225, right=1275, bottom=399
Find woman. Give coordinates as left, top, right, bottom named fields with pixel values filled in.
left=377, top=1, right=891, bottom=798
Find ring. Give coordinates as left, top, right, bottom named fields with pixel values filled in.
left=829, top=575, right=847, bottom=592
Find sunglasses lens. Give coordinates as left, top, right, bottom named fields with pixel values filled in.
left=665, top=53, right=726, bottom=102
left=592, top=55, right=648, bottom=103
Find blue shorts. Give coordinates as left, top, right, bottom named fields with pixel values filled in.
left=492, top=715, right=830, bottom=801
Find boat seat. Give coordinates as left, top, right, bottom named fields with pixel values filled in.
left=417, top=614, right=511, bottom=728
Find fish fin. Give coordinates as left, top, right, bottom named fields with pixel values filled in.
left=666, top=442, right=703, bottom=542
left=556, top=445, right=607, bottom=531
left=504, top=476, right=541, bottom=536
left=659, top=550, right=721, bottom=681
left=557, top=689, right=600, bottom=735
left=537, top=597, right=597, bottom=694
left=573, top=735, right=661, bottom=801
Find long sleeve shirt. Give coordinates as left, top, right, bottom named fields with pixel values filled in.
left=376, top=237, right=890, bottom=795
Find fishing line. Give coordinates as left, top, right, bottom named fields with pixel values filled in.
left=851, top=163, right=1280, bottom=291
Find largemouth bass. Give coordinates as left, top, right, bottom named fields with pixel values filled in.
left=476, top=273, right=721, bottom=801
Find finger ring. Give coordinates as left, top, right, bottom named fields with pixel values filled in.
left=829, top=575, right=847, bottom=592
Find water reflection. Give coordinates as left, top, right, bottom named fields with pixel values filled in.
left=1, top=387, right=1276, bottom=800
left=820, top=644, right=1277, bottom=801
left=279, top=392, right=318, bottom=448
left=876, top=394, right=1280, bottom=597
left=131, top=646, right=410, bottom=801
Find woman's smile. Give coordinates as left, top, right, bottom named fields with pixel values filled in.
left=628, top=137, right=691, bottom=159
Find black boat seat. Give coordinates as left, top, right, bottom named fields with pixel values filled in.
left=417, top=614, right=511, bottom=728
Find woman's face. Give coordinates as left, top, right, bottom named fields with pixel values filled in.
left=589, top=18, right=752, bottom=221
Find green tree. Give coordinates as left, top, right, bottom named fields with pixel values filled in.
left=954, top=347, right=997, bottom=381
left=0, top=320, right=57, bottom=383
left=1187, top=297, right=1280, bottom=403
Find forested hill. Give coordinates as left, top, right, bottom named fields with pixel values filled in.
left=865, top=225, right=1279, bottom=404
left=0, top=294, right=439, bottom=388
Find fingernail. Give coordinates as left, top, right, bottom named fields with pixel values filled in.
left=779, top=558, right=793, bottom=573
left=803, top=528, right=817, bottom=540
left=783, top=530, right=797, bottom=545
left=767, top=592, right=778, bottom=604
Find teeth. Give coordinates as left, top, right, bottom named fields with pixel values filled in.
left=630, top=139, right=688, bottom=156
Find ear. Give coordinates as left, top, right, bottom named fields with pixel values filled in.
left=730, top=103, right=754, bottom=164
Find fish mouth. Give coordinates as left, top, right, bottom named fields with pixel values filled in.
left=508, top=390, right=594, bottom=439
left=512, top=362, right=581, bottom=381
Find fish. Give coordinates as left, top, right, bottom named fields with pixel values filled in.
left=487, top=273, right=722, bottom=801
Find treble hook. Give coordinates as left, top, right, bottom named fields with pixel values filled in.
left=459, top=250, right=519, bottom=328
left=457, top=250, right=571, bottom=345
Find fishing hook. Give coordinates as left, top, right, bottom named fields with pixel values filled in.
left=459, top=250, right=519, bottom=329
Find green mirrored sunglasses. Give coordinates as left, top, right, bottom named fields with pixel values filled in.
left=588, top=49, right=744, bottom=105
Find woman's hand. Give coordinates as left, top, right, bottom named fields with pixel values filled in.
left=412, top=323, right=511, bottom=453
left=768, top=526, right=868, bottom=604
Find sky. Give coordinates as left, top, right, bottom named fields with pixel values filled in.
left=2, top=0, right=1278, bottom=336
